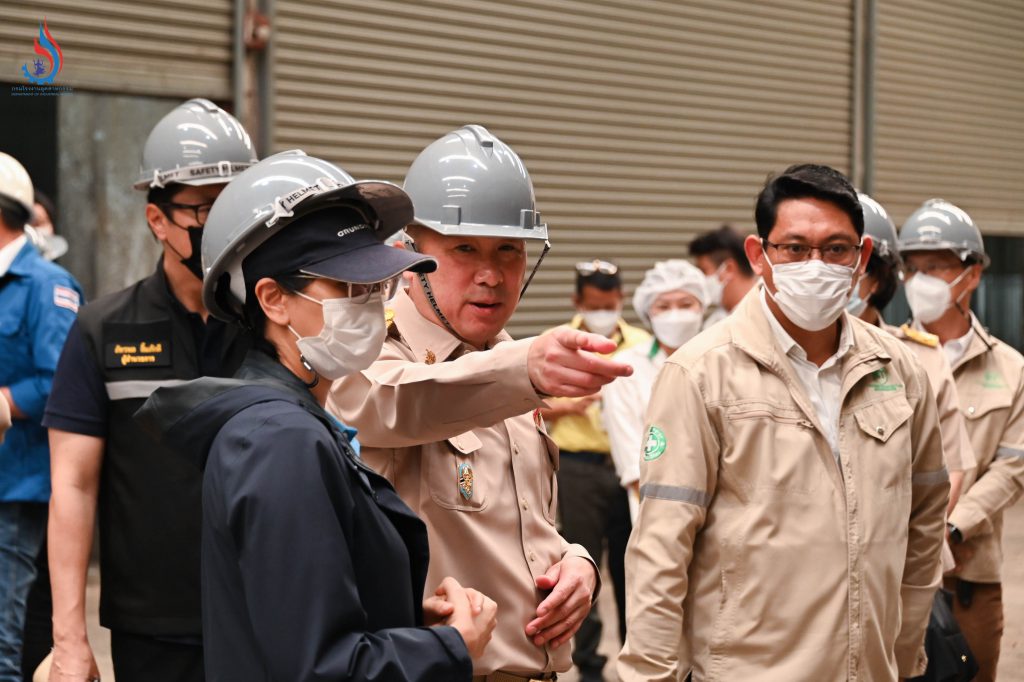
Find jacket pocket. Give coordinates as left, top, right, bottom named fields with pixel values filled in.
left=427, top=431, right=489, bottom=512
left=723, top=402, right=821, bottom=493
left=852, top=397, right=914, bottom=491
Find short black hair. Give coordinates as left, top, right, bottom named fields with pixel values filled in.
left=863, top=252, right=900, bottom=312
left=754, top=164, right=863, bottom=240
left=688, top=224, right=754, bottom=277
left=575, top=270, right=622, bottom=297
left=33, top=189, right=57, bottom=230
left=146, top=183, right=184, bottom=208
left=0, top=195, right=29, bottom=231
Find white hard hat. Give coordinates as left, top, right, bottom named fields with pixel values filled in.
left=633, top=259, right=708, bottom=325
left=0, top=152, right=35, bottom=219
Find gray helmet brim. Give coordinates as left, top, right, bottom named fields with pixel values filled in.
left=898, top=240, right=991, bottom=267
left=202, top=179, right=414, bottom=321
left=411, top=217, right=549, bottom=241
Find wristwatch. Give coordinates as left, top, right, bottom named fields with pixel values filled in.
left=947, top=523, right=964, bottom=545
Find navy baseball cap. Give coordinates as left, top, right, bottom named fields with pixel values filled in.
left=242, top=205, right=435, bottom=285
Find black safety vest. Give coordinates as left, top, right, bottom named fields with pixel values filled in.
left=76, top=265, right=249, bottom=636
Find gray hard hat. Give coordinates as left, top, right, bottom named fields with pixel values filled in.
left=403, top=125, right=548, bottom=241
left=897, top=198, right=989, bottom=266
left=202, top=149, right=415, bottom=322
left=134, top=98, right=257, bottom=190
left=857, top=192, right=900, bottom=265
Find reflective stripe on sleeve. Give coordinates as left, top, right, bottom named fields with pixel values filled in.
left=911, top=467, right=949, bottom=486
left=639, top=483, right=711, bottom=507
left=105, top=379, right=190, bottom=401
left=994, top=445, right=1024, bottom=461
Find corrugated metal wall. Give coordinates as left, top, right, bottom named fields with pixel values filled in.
left=874, top=0, right=1024, bottom=236
left=1, top=0, right=232, bottom=99
left=272, top=0, right=855, bottom=337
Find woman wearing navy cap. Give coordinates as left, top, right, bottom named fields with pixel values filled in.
left=137, top=151, right=495, bottom=681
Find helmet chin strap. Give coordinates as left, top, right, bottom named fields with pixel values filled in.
left=403, top=236, right=468, bottom=343
left=520, top=240, right=551, bottom=300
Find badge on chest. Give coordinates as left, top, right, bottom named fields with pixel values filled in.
left=457, top=462, right=474, bottom=500
left=103, top=321, right=172, bottom=369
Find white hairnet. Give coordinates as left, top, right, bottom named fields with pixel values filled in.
left=632, top=259, right=708, bottom=325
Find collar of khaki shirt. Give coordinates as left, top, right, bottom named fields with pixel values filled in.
left=727, top=289, right=891, bottom=434
left=913, top=312, right=995, bottom=371
left=389, top=287, right=513, bottom=365
left=758, top=287, right=854, bottom=369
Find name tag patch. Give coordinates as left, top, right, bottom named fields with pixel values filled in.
left=104, top=321, right=172, bottom=368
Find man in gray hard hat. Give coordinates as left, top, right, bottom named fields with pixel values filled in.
left=330, top=125, right=633, bottom=681
left=898, top=199, right=1024, bottom=682
left=43, top=99, right=256, bottom=682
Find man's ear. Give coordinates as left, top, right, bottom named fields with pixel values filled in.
left=965, top=262, right=984, bottom=293
left=744, top=235, right=766, bottom=277
left=254, top=278, right=290, bottom=327
left=145, top=203, right=169, bottom=242
left=857, top=235, right=874, bottom=276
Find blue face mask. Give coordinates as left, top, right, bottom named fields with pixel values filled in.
left=846, top=290, right=868, bottom=317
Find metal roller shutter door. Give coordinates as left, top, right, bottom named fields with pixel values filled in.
left=1, top=0, right=232, bottom=99
left=273, top=0, right=854, bottom=337
left=874, top=0, right=1024, bottom=236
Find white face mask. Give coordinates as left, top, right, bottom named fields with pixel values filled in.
left=580, top=309, right=620, bottom=337
left=904, top=269, right=970, bottom=325
left=650, top=308, right=703, bottom=349
left=289, top=291, right=387, bottom=381
left=703, top=263, right=728, bottom=309
left=846, top=289, right=868, bottom=317
left=764, top=254, right=857, bottom=332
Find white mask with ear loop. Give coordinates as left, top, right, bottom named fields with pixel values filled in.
left=763, top=247, right=861, bottom=332
left=288, top=290, right=387, bottom=382
left=704, top=263, right=729, bottom=309
left=904, top=267, right=971, bottom=325
left=580, top=309, right=620, bottom=337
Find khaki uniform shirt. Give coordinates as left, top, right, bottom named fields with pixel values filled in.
left=885, top=323, right=976, bottom=473
left=618, top=291, right=948, bottom=682
left=329, top=289, right=596, bottom=676
left=946, top=321, right=1024, bottom=583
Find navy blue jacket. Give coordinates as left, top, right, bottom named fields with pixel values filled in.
left=0, top=240, right=82, bottom=501
left=137, top=351, right=471, bottom=681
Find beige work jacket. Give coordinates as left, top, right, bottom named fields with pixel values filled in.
left=329, top=289, right=595, bottom=676
left=885, top=323, right=976, bottom=473
left=618, top=292, right=948, bottom=682
left=947, top=323, right=1024, bottom=583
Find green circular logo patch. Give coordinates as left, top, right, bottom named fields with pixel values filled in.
left=644, top=426, right=667, bottom=461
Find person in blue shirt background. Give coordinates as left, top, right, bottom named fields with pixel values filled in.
left=0, top=151, right=82, bottom=681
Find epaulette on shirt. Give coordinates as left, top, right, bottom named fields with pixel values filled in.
left=385, top=308, right=402, bottom=341
left=900, top=323, right=939, bottom=348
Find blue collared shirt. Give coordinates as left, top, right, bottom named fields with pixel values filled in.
left=0, top=240, right=83, bottom=501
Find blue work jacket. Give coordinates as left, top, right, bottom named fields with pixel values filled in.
left=0, top=241, right=82, bottom=501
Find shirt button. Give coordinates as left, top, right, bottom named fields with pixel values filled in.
left=875, top=426, right=885, bottom=436
left=529, top=551, right=536, bottom=562
left=521, top=498, right=529, bottom=510
left=513, top=443, right=520, bottom=455
left=967, top=406, right=976, bottom=415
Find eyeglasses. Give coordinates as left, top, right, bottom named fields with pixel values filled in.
left=575, top=259, right=618, bottom=276
left=762, top=239, right=862, bottom=266
left=294, top=274, right=399, bottom=304
left=900, top=262, right=965, bottom=279
left=159, top=201, right=214, bottom=226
